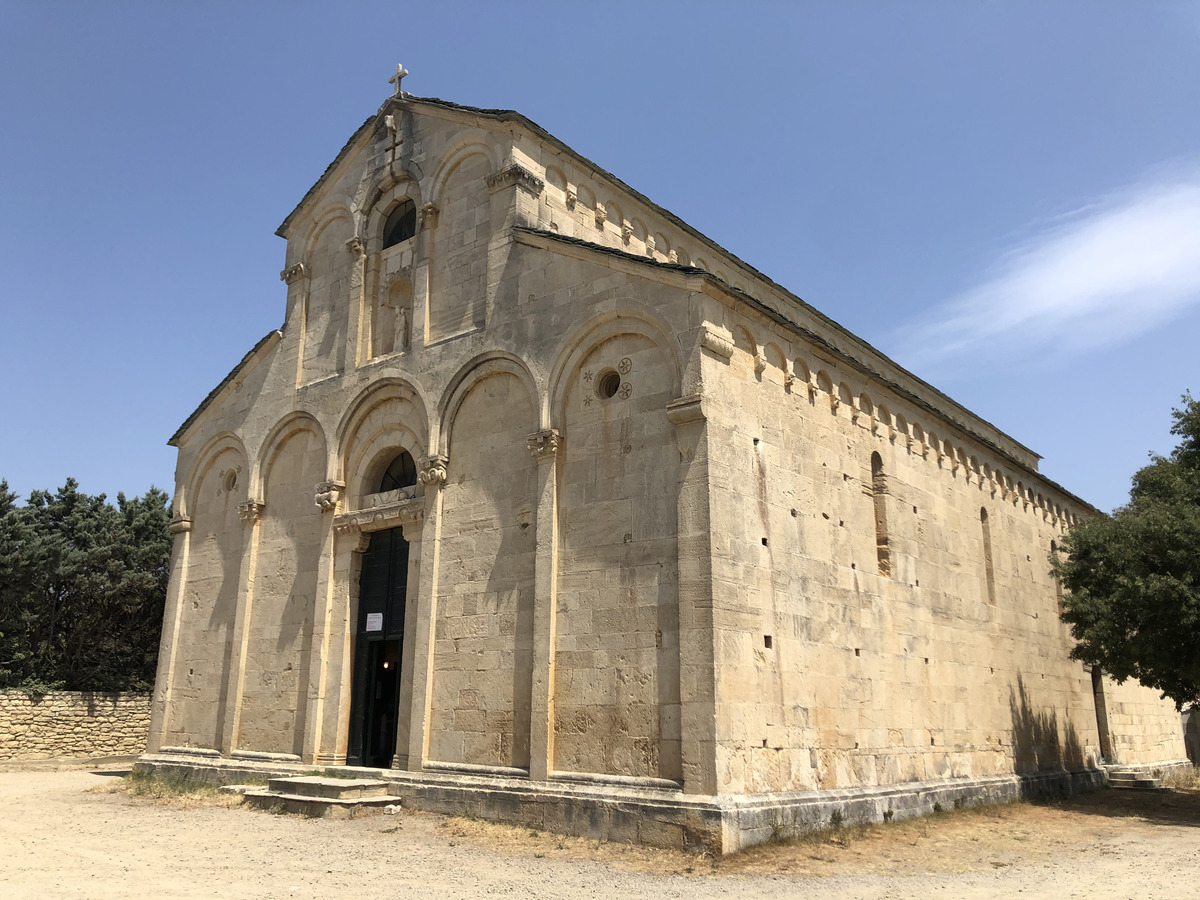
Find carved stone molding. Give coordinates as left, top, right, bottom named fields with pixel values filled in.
left=668, top=250, right=678, bottom=264
left=385, top=267, right=413, bottom=287
left=314, top=480, right=346, bottom=512
left=346, top=236, right=366, bottom=257
left=168, top=515, right=194, bottom=535
left=527, top=428, right=562, bottom=460
left=279, top=263, right=307, bottom=284
left=419, top=202, right=439, bottom=229
left=699, top=327, right=734, bottom=359
left=565, top=188, right=577, bottom=210
left=417, top=454, right=449, bottom=487
left=645, top=235, right=656, bottom=257
left=486, top=164, right=544, bottom=197
left=333, top=496, right=424, bottom=538
left=665, top=394, right=705, bottom=427
left=237, top=500, right=265, bottom=523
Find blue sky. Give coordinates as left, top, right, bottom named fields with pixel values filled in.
left=1, top=1, right=1197, bottom=512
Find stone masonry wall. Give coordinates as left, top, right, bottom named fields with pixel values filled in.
left=0, top=690, right=151, bottom=760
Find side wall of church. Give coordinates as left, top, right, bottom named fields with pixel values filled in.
left=1102, top=675, right=1188, bottom=765
left=699, top=299, right=1187, bottom=795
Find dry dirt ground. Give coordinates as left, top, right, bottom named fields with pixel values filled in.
left=1, top=762, right=1197, bottom=899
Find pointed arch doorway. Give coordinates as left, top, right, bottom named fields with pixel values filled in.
left=346, top=451, right=416, bottom=769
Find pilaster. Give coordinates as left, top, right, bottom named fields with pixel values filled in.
left=666, top=394, right=720, bottom=795
left=406, top=456, right=447, bottom=770
left=218, top=499, right=265, bottom=755
left=147, top=514, right=193, bottom=750
left=303, top=482, right=344, bottom=764
left=526, top=428, right=561, bottom=781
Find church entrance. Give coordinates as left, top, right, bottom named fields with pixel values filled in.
left=348, top=526, right=410, bottom=768
left=347, top=451, right=416, bottom=769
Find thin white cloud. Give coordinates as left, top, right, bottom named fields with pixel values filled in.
left=893, top=167, right=1200, bottom=373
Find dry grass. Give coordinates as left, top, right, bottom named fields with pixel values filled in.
left=1161, top=765, right=1200, bottom=791
left=423, top=785, right=1200, bottom=879
left=99, top=769, right=257, bottom=809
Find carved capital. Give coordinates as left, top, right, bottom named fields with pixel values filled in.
left=168, top=514, right=194, bottom=535
left=486, top=164, right=544, bottom=197
left=417, top=454, right=449, bottom=487
left=527, top=428, right=562, bottom=460
left=565, top=188, right=577, bottom=210
left=621, top=220, right=633, bottom=244
left=419, top=202, right=439, bottom=229
left=280, top=263, right=307, bottom=284
left=665, top=394, right=705, bottom=427
left=314, top=480, right=346, bottom=512
left=594, top=205, right=607, bottom=228
left=237, top=500, right=265, bottom=523
left=753, top=354, right=767, bottom=376
left=645, top=235, right=656, bottom=257
left=699, top=326, right=734, bottom=359
left=668, top=249, right=678, bottom=264
left=346, top=236, right=366, bottom=257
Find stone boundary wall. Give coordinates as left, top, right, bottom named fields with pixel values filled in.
left=0, top=690, right=151, bottom=761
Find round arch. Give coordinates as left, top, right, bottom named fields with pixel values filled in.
left=252, top=411, right=327, bottom=502
left=546, top=305, right=682, bottom=429
left=436, top=351, right=540, bottom=457
left=180, top=431, right=248, bottom=519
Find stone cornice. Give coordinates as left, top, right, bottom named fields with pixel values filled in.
left=699, top=327, right=734, bottom=359
left=487, top=163, right=544, bottom=197
left=168, top=515, right=194, bottom=535
left=665, top=394, right=705, bottom=427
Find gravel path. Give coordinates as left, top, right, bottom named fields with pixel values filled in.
left=1, top=766, right=1196, bottom=899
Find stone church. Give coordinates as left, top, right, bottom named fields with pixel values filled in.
left=144, top=70, right=1188, bottom=851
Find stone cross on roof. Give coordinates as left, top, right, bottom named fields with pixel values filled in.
left=389, top=63, right=409, bottom=97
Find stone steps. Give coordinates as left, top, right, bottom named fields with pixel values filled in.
left=222, top=776, right=402, bottom=818
left=1106, top=769, right=1167, bottom=792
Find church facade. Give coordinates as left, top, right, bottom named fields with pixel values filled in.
left=144, top=76, right=1187, bottom=851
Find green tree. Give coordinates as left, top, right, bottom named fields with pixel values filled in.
left=0, top=478, right=172, bottom=692
left=1053, top=394, right=1200, bottom=709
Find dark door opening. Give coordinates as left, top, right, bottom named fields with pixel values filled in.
left=347, top=526, right=410, bottom=768
left=1091, top=667, right=1113, bottom=763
